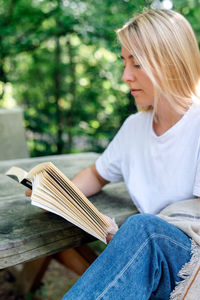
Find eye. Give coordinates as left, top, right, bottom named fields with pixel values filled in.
left=133, top=64, right=141, bottom=69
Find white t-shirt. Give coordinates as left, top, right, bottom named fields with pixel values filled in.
left=96, top=103, right=200, bottom=214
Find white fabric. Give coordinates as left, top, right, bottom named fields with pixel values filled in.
left=157, top=198, right=200, bottom=300
left=96, top=103, right=200, bottom=214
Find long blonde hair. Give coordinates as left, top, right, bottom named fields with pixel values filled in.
left=116, top=9, right=200, bottom=115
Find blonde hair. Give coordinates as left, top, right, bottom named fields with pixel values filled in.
left=116, top=9, right=200, bottom=115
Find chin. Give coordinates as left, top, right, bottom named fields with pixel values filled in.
left=135, top=102, right=153, bottom=107
left=136, top=104, right=153, bottom=111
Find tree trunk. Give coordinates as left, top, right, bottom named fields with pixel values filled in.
left=66, top=37, right=76, bottom=153
left=54, top=35, right=63, bottom=153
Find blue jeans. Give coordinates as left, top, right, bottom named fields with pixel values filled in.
left=62, top=214, right=191, bottom=300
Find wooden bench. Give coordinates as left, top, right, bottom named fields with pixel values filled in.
left=0, top=153, right=138, bottom=295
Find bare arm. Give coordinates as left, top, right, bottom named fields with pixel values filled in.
left=71, top=164, right=109, bottom=197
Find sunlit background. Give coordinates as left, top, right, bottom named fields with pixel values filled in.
left=0, top=0, right=199, bottom=157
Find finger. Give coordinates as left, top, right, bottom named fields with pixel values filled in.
left=106, top=233, right=114, bottom=244
left=25, top=189, right=32, bottom=197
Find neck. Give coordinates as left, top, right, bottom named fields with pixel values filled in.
left=153, top=102, right=186, bottom=136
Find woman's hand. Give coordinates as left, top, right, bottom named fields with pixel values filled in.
left=106, top=233, right=114, bottom=244
left=104, top=215, right=118, bottom=244
left=25, top=189, right=32, bottom=197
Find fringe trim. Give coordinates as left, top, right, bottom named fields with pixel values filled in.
left=170, top=239, right=200, bottom=300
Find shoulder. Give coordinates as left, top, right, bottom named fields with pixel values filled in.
left=189, top=103, right=200, bottom=117
left=114, top=111, right=152, bottom=142
left=184, top=103, right=200, bottom=129
left=122, top=110, right=152, bottom=129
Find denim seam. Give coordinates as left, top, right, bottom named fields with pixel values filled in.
left=96, top=233, right=191, bottom=300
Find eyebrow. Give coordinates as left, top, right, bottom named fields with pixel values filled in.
left=120, top=54, right=134, bottom=60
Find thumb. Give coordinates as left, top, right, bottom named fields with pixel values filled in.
left=106, top=233, right=114, bottom=244
left=25, top=189, right=32, bottom=197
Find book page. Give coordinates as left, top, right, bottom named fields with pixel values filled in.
left=31, top=174, right=106, bottom=242
left=42, top=171, right=107, bottom=233
left=29, top=162, right=113, bottom=243
left=28, top=162, right=110, bottom=227
left=6, top=166, right=28, bottom=183
left=46, top=164, right=110, bottom=227
left=6, top=166, right=32, bottom=188
left=32, top=173, right=107, bottom=239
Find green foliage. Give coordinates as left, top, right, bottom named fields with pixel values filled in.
left=1, top=0, right=200, bottom=156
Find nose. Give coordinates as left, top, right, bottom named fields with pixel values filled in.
left=122, top=65, right=136, bottom=83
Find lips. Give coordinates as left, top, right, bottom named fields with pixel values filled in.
left=131, top=89, right=141, bottom=92
left=130, top=89, right=142, bottom=95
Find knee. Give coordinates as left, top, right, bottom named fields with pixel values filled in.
left=122, top=214, right=165, bottom=235
left=124, top=213, right=158, bottom=226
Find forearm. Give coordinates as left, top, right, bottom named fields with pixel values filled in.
left=72, top=164, right=109, bottom=197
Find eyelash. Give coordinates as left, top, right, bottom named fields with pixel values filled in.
left=133, top=64, right=141, bottom=69
left=123, top=64, right=141, bottom=69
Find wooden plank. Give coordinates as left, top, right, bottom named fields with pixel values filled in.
left=0, top=153, right=138, bottom=269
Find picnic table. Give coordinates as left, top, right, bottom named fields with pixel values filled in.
left=0, top=152, right=137, bottom=294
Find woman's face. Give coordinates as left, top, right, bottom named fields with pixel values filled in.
left=121, top=46, right=154, bottom=107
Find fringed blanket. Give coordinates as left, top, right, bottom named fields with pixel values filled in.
left=157, top=198, right=200, bottom=300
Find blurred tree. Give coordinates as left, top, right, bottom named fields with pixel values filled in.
left=0, top=0, right=146, bottom=156
left=1, top=0, right=200, bottom=156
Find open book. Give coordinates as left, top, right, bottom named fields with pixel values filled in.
left=6, top=162, right=117, bottom=243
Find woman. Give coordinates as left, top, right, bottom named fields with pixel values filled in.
left=28, top=9, right=200, bottom=299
